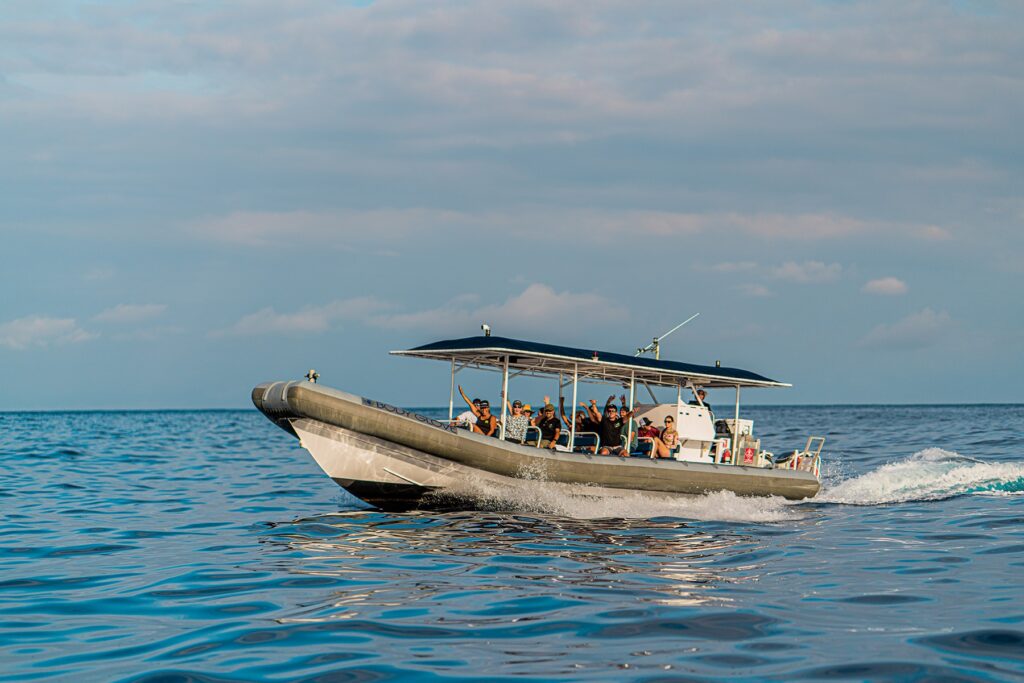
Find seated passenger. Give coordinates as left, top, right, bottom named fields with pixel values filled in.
left=473, top=400, right=497, bottom=437
left=454, top=386, right=481, bottom=429
left=532, top=403, right=561, bottom=450
left=637, top=417, right=660, bottom=439
left=503, top=398, right=530, bottom=443
left=587, top=397, right=632, bottom=456
left=660, top=416, right=680, bottom=455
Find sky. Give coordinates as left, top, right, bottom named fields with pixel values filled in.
left=1, top=0, right=1022, bottom=410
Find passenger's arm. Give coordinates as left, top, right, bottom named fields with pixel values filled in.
left=549, top=425, right=560, bottom=449
left=458, top=385, right=480, bottom=417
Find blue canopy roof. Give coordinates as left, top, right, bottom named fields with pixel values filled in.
left=392, top=335, right=788, bottom=388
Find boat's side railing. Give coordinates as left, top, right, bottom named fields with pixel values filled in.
left=775, top=436, right=825, bottom=478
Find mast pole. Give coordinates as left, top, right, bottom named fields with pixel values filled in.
left=732, top=385, right=741, bottom=462
left=499, top=355, right=510, bottom=440
left=570, top=363, right=578, bottom=450
left=448, top=358, right=455, bottom=422
left=627, top=370, right=635, bottom=453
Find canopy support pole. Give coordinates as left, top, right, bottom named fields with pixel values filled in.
left=499, top=355, right=510, bottom=439
left=627, top=371, right=636, bottom=452
left=643, top=381, right=657, bottom=403
left=558, top=372, right=563, bottom=410
left=732, top=385, right=741, bottom=461
left=677, top=384, right=682, bottom=406
left=448, top=358, right=455, bottom=421
left=570, top=363, right=578, bottom=449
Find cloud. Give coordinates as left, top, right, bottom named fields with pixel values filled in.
left=771, top=261, right=842, bottom=284
left=217, top=297, right=392, bottom=336
left=0, top=316, right=96, bottom=350
left=859, top=308, right=951, bottom=350
left=862, top=277, right=908, bottom=295
left=372, top=283, right=626, bottom=335
left=93, top=303, right=167, bottom=323
left=84, top=267, right=115, bottom=282
left=190, top=209, right=469, bottom=248
left=735, top=284, right=773, bottom=298
left=192, top=207, right=908, bottom=249
left=709, top=261, right=758, bottom=273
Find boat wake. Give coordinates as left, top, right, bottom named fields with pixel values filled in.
left=427, top=448, right=1024, bottom=522
left=432, top=476, right=794, bottom=523
left=815, top=448, right=1024, bottom=505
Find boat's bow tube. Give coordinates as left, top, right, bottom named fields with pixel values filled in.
left=252, top=380, right=820, bottom=506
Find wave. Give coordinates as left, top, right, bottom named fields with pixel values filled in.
left=815, top=448, right=1024, bottom=505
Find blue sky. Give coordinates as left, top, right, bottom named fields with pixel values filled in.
left=1, top=0, right=1022, bottom=410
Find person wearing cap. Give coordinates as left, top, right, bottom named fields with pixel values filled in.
left=473, top=399, right=498, bottom=436
left=637, top=417, right=660, bottom=440
left=532, top=402, right=561, bottom=449
left=457, top=385, right=496, bottom=435
left=585, top=396, right=634, bottom=456
left=454, top=389, right=480, bottom=430
left=503, top=397, right=530, bottom=443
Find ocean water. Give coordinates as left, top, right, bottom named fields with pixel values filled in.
left=2, top=405, right=1023, bottom=682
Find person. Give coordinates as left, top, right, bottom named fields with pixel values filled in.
left=586, top=396, right=633, bottom=456
left=637, top=417, right=660, bottom=439
left=660, top=415, right=680, bottom=455
left=560, top=396, right=594, bottom=433
left=473, top=399, right=498, bottom=437
left=457, top=385, right=497, bottom=436
left=503, top=398, right=530, bottom=443
left=689, top=389, right=713, bottom=418
left=454, top=389, right=480, bottom=429
left=533, top=403, right=561, bottom=449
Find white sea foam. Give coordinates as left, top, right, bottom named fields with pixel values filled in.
left=431, top=447, right=1024, bottom=520
left=434, top=475, right=795, bottom=523
left=816, top=447, right=1024, bottom=505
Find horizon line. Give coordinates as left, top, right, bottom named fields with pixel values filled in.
left=1, top=402, right=1022, bottom=414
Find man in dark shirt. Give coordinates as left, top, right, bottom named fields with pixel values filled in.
left=587, top=398, right=631, bottom=456
left=533, top=403, right=561, bottom=449
left=689, top=389, right=713, bottom=419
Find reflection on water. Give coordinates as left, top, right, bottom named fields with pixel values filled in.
left=265, top=513, right=755, bottom=617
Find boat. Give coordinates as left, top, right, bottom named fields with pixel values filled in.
left=252, top=334, right=825, bottom=510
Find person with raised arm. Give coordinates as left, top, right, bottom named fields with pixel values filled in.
left=458, top=385, right=496, bottom=436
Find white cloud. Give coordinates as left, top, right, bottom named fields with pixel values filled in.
left=710, top=261, right=758, bottom=273
left=862, top=277, right=908, bottom=296
left=93, top=303, right=167, bottom=323
left=0, top=316, right=96, bottom=350
left=217, top=297, right=392, bottom=336
left=771, top=261, right=842, bottom=284
left=736, top=284, right=773, bottom=298
left=860, top=308, right=951, bottom=350
left=372, top=283, right=626, bottom=335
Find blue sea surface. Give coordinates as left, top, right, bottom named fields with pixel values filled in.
left=2, top=405, right=1023, bottom=682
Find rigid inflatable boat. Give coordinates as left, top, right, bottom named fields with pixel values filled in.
left=253, top=335, right=824, bottom=510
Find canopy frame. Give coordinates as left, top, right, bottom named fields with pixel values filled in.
left=392, top=336, right=790, bottom=390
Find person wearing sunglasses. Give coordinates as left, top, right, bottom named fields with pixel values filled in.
left=532, top=403, right=562, bottom=449
left=457, top=385, right=497, bottom=436
left=660, top=415, right=680, bottom=457
left=586, top=396, right=634, bottom=456
left=503, top=397, right=530, bottom=443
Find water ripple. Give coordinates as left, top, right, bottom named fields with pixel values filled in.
left=1, top=406, right=1022, bottom=680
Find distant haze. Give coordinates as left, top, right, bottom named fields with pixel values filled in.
left=1, top=1, right=1021, bottom=409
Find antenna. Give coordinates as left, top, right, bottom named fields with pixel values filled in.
left=636, top=313, right=699, bottom=360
